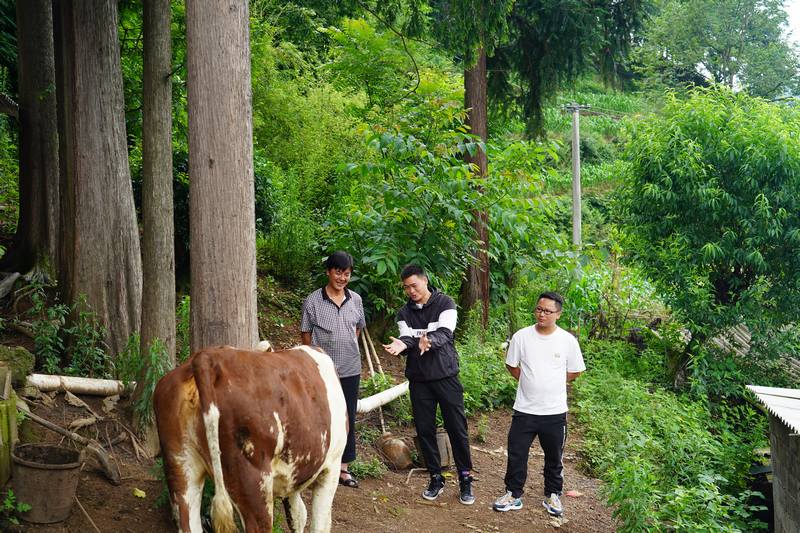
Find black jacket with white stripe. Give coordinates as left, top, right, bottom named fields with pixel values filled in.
left=396, top=288, right=459, bottom=382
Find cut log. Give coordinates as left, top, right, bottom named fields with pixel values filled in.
left=26, top=374, right=134, bottom=396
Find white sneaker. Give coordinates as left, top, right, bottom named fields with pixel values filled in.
left=543, top=493, right=563, bottom=516
left=493, top=491, right=523, bottom=512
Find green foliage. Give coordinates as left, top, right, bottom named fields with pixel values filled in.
left=250, top=16, right=364, bottom=213
left=349, top=457, right=387, bottom=479
left=114, top=335, right=171, bottom=427
left=489, top=0, right=649, bottom=136
left=356, top=423, right=383, bottom=446
left=175, top=295, right=191, bottom=363
left=254, top=160, right=320, bottom=288
left=637, top=0, right=799, bottom=97
left=30, top=285, right=68, bottom=374
left=1, top=489, right=31, bottom=528
left=323, top=18, right=415, bottom=109
left=475, top=413, right=489, bottom=444
left=0, top=87, right=17, bottom=234
left=575, top=357, right=768, bottom=532
left=621, top=88, right=800, bottom=343
left=326, top=102, right=484, bottom=314
left=485, top=138, right=566, bottom=309
left=62, top=296, right=109, bottom=378
left=581, top=339, right=666, bottom=384
left=29, top=286, right=109, bottom=377
left=456, top=319, right=517, bottom=415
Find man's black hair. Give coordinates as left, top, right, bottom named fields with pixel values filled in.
left=325, top=251, right=354, bottom=271
left=538, top=291, right=564, bottom=311
left=400, top=264, right=427, bottom=280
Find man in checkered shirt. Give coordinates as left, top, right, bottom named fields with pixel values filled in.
left=301, top=251, right=366, bottom=488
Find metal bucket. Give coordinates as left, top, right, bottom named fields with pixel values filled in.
left=11, top=443, right=83, bottom=523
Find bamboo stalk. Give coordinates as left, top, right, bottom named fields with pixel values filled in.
left=364, top=328, right=384, bottom=375
left=360, top=332, right=385, bottom=432
left=0, top=402, right=9, bottom=485
left=361, top=333, right=375, bottom=376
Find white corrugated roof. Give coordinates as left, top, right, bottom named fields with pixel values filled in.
left=747, top=385, right=800, bottom=434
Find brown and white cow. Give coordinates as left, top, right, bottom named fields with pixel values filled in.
left=153, top=345, right=347, bottom=533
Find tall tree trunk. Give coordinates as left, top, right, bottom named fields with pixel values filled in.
left=460, top=47, right=490, bottom=329
left=3, top=0, right=59, bottom=277
left=55, top=0, right=142, bottom=356
left=187, top=0, right=258, bottom=351
left=140, top=0, right=175, bottom=367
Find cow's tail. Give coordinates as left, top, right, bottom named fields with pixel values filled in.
left=192, top=351, right=238, bottom=533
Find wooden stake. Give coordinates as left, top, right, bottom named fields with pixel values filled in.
left=361, top=333, right=375, bottom=376
left=360, top=332, right=386, bottom=432
left=364, top=328, right=385, bottom=375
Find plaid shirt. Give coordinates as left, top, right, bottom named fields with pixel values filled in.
left=301, top=287, right=366, bottom=377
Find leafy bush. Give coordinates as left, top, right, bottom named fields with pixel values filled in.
left=1, top=489, right=31, bottom=529
left=457, top=331, right=517, bottom=416
left=621, top=87, right=800, bottom=340
left=29, top=285, right=109, bottom=377
left=574, top=359, right=767, bottom=532
left=254, top=162, right=320, bottom=288
left=349, top=457, right=387, bottom=479
left=326, top=110, right=484, bottom=315
left=114, top=335, right=172, bottom=427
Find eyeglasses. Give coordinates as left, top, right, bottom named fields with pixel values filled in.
left=535, top=306, right=559, bottom=316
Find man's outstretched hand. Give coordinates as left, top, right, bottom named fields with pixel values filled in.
left=418, top=333, right=431, bottom=354
left=383, top=337, right=407, bottom=355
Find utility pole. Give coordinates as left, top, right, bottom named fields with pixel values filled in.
left=564, top=103, right=590, bottom=248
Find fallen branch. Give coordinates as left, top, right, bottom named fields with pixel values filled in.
left=75, top=496, right=102, bottom=533
left=405, top=467, right=427, bottom=484
left=20, top=408, right=121, bottom=485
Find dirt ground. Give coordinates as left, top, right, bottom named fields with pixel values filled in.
left=9, top=327, right=616, bottom=532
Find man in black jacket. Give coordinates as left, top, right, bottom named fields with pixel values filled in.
left=383, top=265, right=475, bottom=505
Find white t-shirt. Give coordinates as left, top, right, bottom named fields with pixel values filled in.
left=505, top=325, right=586, bottom=415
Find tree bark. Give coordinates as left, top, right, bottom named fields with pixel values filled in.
left=460, top=47, right=490, bottom=329
left=187, top=0, right=258, bottom=351
left=3, top=0, right=59, bottom=276
left=55, top=0, right=142, bottom=356
left=140, top=0, right=175, bottom=367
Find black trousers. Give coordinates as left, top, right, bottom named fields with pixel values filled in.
left=340, top=374, right=360, bottom=464
left=504, top=411, right=567, bottom=497
left=409, top=376, right=473, bottom=475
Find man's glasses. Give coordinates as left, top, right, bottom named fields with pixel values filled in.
left=535, top=306, right=559, bottom=315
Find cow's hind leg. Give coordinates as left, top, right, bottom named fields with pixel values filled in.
left=309, top=465, right=339, bottom=533
left=163, top=454, right=206, bottom=533
left=282, top=492, right=308, bottom=533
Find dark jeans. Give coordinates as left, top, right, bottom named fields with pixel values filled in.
left=340, top=374, right=360, bottom=464
left=504, top=411, right=567, bottom=497
left=409, top=376, right=473, bottom=475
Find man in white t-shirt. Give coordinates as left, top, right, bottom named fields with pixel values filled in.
left=492, top=292, right=585, bottom=517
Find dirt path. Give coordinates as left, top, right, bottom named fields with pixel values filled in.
left=18, top=406, right=614, bottom=533
left=330, top=407, right=615, bottom=533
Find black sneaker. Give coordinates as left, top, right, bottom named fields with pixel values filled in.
left=459, top=475, right=475, bottom=505
left=422, top=474, right=445, bottom=501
